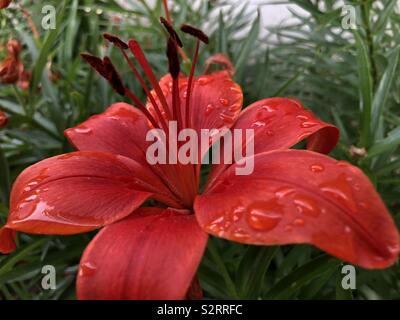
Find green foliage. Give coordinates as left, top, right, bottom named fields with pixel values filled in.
left=0, top=0, right=399, bottom=299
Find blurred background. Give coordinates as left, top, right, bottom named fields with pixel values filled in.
left=0, top=0, right=399, bottom=299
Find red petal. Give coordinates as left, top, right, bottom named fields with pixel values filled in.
left=65, top=102, right=183, bottom=208
left=65, top=103, right=149, bottom=164
left=77, top=207, right=208, bottom=300
left=147, top=71, right=243, bottom=133
left=234, top=97, right=339, bottom=154
left=6, top=151, right=173, bottom=234
left=0, top=227, right=16, bottom=254
left=206, top=97, right=339, bottom=188
left=195, top=150, right=399, bottom=269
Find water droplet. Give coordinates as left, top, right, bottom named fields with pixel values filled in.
left=24, top=195, right=38, bottom=202
left=310, top=164, right=325, bottom=173
left=79, top=262, right=97, bottom=277
left=301, top=121, right=318, bottom=128
left=251, top=121, right=266, bottom=128
left=261, top=105, right=275, bottom=112
left=205, top=104, right=215, bottom=116
left=198, top=77, right=211, bottom=85
left=387, top=244, right=399, bottom=254
left=293, top=218, right=305, bottom=226
left=226, top=229, right=247, bottom=242
left=74, top=127, right=92, bottom=134
left=219, top=98, right=229, bottom=106
left=275, top=186, right=296, bottom=199
left=296, top=115, right=308, bottom=121
left=246, top=200, right=283, bottom=231
left=320, top=174, right=357, bottom=212
left=293, top=194, right=319, bottom=217
left=344, top=225, right=352, bottom=233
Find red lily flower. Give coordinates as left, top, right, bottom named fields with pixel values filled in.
left=0, top=39, right=30, bottom=89
left=0, top=21, right=399, bottom=300
left=0, top=0, right=11, bottom=9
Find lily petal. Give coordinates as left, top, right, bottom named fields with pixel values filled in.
left=195, top=150, right=399, bottom=269
left=6, top=151, right=172, bottom=234
left=0, top=227, right=16, bottom=254
left=65, top=102, right=149, bottom=164
left=65, top=102, right=184, bottom=208
left=77, top=207, right=208, bottom=300
left=206, top=97, right=339, bottom=188
left=147, top=71, right=243, bottom=134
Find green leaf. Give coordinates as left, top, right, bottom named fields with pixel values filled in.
left=236, top=246, right=278, bottom=299
left=265, top=255, right=340, bottom=299
left=234, top=11, right=260, bottom=81
left=367, top=126, right=400, bottom=158
left=354, top=30, right=373, bottom=148
left=371, top=46, right=400, bottom=138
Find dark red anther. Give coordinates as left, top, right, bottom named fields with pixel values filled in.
left=180, top=24, right=209, bottom=44
left=102, top=57, right=126, bottom=96
left=81, top=53, right=125, bottom=96
left=160, top=17, right=183, bottom=48
left=103, top=33, right=128, bottom=49
left=167, top=37, right=180, bottom=79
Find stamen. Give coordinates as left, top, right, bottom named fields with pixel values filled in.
left=81, top=53, right=125, bottom=95
left=103, top=32, right=128, bottom=49
left=128, top=39, right=173, bottom=121
left=160, top=17, right=183, bottom=48
left=167, top=38, right=181, bottom=79
left=162, top=0, right=171, bottom=24
left=167, top=37, right=182, bottom=130
left=180, top=24, right=209, bottom=44
left=180, top=24, right=209, bottom=128
left=81, top=53, right=159, bottom=129
left=103, top=33, right=170, bottom=132
left=184, top=39, right=200, bottom=128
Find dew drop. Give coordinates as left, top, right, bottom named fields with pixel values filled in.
left=275, top=186, right=296, bottom=199
left=344, top=225, right=352, bottom=233
left=74, top=126, right=92, bottom=134
left=293, top=218, right=305, bottom=226
left=251, top=121, right=266, bottom=128
left=310, top=164, right=325, bottom=173
left=198, top=77, right=211, bottom=85
left=293, top=195, right=319, bottom=217
left=219, top=98, right=229, bottom=106
left=300, top=121, right=318, bottom=128
left=261, top=105, right=275, bottom=112
left=246, top=200, right=283, bottom=231
left=79, top=262, right=97, bottom=277
left=205, top=104, right=215, bottom=116
left=296, top=115, right=308, bottom=121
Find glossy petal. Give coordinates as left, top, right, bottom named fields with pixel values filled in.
left=195, top=150, right=399, bottom=269
left=0, top=227, right=16, bottom=254
left=6, top=151, right=170, bottom=234
left=233, top=97, right=339, bottom=154
left=147, top=71, right=243, bottom=134
left=65, top=102, right=183, bottom=208
left=77, top=207, right=208, bottom=300
left=206, top=97, right=339, bottom=188
left=65, top=102, right=149, bottom=163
